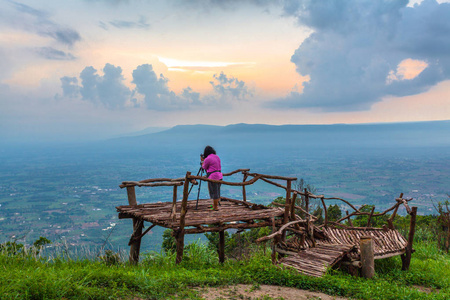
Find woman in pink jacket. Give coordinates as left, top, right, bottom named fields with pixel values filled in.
left=201, top=145, right=223, bottom=210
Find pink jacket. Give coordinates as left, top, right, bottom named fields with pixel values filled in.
left=202, top=154, right=223, bottom=180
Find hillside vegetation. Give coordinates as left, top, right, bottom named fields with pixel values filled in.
left=1, top=218, right=449, bottom=300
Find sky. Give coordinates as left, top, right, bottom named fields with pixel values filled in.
left=0, top=0, right=449, bottom=142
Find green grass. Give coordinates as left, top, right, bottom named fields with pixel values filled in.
left=0, top=241, right=449, bottom=299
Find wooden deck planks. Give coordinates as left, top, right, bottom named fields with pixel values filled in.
left=116, top=198, right=284, bottom=229
left=320, top=227, right=407, bottom=257
left=278, top=244, right=356, bottom=277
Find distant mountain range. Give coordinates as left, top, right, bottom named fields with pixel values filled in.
left=112, top=120, right=450, bottom=150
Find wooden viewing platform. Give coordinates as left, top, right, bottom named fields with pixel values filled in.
left=117, top=198, right=284, bottom=232
left=117, top=168, right=418, bottom=278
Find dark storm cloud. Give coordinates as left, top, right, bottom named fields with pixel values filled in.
left=8, top=1, right=81, bottom=46
left=35, top=47, right=76, bottom=60
left=268, top=0, right=450, bottom=111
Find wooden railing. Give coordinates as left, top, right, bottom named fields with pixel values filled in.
left=119, top=168, right=416, bottom=269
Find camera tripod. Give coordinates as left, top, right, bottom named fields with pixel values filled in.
left=188, top=163, right=204, bottom=210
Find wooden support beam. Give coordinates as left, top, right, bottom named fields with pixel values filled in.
left=183, top=220, right=281, bottom=234
left=271, top=217, right=277, bottom=264
left=256, top=219, right=306, bottom=243
left=242, top=173, right=248, bottom=202
left=219, top=230, right=225, bottom=263
left=360, top=236, right=375, bottom=278
left=282, top=180, right=292, bottom=241
left=402, top=206, right=417, bottom=271
left=321, top=197, right=328, bottom=226
left=340, top=260, right=362, bottom=268
left=387, top=194, right=402, bottom=229
left=304, top=189, right=316, bottom=247
left=126, top=186, right=142, bottom=264
left=129, top=219, right=143, bottom=264
left=128, top=223, right=156, bottom=246
left=127, top=186, right=137, bottom=206
left=171, top=185, right=177, bottom=222
left=346, top=210, right=353, bottom=227
left=290, top=192, right=297, bottom=221
left=176, top=171, right=191, bottom=264
left=366, top=206, right=375, bottom=227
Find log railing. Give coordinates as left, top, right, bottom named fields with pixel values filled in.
left=120, top=168, right=416, bottom=269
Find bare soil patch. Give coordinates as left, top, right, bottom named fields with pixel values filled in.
left=198, top=284, right=348, bottom=300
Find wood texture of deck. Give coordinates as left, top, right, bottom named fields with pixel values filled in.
left=278, top=244, right=356, bottom=277
left=116, top=198, right=284, bottom=228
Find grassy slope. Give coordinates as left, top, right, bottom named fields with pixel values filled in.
left=1, top=241, right=449, bottom=300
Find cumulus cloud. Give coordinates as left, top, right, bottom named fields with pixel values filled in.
left=131, top=64, right=181, bottom=110
left=59, top=63, right=252, bottom=110
left=270, top=0, right=450, bottom=111
left=5, top=1, right=81, bottom=47
left=209, top=72, right=253, bottom=100
left=60, top=76, right=80, bottom=98
left=77, top=64, right=131, bottom=109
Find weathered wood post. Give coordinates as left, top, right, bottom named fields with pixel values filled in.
left=321, top=197, right=328, bottom=226
left=402, top=206, right=417, bottom=271
left=360, top=236, right=375, bottom=278
left=346, top=211, right=354, bottom=227
left=304, top=188, right=315, bottom=247
left=171, top=185, right=177, bottom=222
left=242, top=172, right=248, bottom=202
left=176, top=171, right=191, bottom=264
left=127, top=186, right=143, bottom=264
left=366, top=206, right=375, bottom=227
left=271, top=217, right=277, bottom=264
left=282, top=179, right=292, bottom=241
left=387, top=194, right=402, bottom=229
left=290, top=192, right=297, bottom=221
left=219, top=229, right=225, bottom=263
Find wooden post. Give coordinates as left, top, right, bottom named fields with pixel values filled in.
left=271, top=217, right=277, bottom=264
left=290, top=192, right=297, bottom=221
left=387, top=205, right=399, bottom=229
left=242, top=172, right=248, bottom=202
left=127, top=186, right=137, bottom=206
left=321, top=197, right=328, bottom=226
left=387, top=194, right=402, bottom=229
left=171, top=185, right=177, bottom=222
left=304, top=188, right=310, bottom=237
left=176, top=171, right=191, bottom=264
left=219, top=230, right=225, bottom=263
left=366, top=206, right=375, bottom=227
left=346, top=211, right=354, bottom=227
left=282, top=180, right=292, bottom=241
left=127, top=186, right=143, bottom=264
left=402, top=206, right=417, bottom=271
left=360, top=236, right=375, bottom=278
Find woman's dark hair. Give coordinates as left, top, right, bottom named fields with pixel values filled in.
left=203, top=145, right=216, bottom=158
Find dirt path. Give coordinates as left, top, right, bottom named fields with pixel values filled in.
left=197, top=284, right=348, bottom=300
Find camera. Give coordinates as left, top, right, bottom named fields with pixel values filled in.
left=200, top=154, right=205, bottom=159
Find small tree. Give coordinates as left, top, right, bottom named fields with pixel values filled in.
left=327, top=204, right=342, bottom=222
left=435, top=197, right=450, bottom=252
left=161, top=229, right=177, bottom=254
